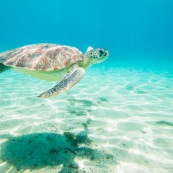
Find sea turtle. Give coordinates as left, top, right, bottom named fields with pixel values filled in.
left=0, top=43, right=109, bottom=98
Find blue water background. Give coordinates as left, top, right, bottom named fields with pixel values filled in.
left=0, top=0, right=173, bottom=70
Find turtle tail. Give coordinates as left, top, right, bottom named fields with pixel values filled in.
left=0, top=63, right=10, bottom=73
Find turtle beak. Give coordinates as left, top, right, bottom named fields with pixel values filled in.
left=105, top=49, right=109, bottom=56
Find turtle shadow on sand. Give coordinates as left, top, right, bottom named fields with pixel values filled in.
left=0, top=126, right=114, bottom=172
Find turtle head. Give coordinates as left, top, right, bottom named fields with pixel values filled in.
left=85, top=46, right=109, bottom=64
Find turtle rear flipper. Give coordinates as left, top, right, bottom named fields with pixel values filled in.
left=0, top=63, right=10, bottom=73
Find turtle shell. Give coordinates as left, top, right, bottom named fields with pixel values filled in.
left=0, top=44, right=84, bottom=71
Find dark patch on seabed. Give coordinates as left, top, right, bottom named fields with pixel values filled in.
left=0, top=124, right=113, bottom=172
left=156, top=121, right=173, bottom=127
left=67, top=97, right=108, bottom=116
left=125, top=85, right=147, bottom=94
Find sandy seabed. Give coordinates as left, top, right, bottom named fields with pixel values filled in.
left=0, top=66, right=173, bottom=173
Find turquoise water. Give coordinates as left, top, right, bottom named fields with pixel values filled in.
left=0, top=0, right=173, bottom=173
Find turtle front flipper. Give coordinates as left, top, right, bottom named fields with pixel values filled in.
left=38, top=67, right=85, bottom=98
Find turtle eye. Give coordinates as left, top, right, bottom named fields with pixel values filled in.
left=99, top=50, right=104, bottom=56
left=99, top=50, right=103, bottom=54
left=99, top=49, right=107, bottom=56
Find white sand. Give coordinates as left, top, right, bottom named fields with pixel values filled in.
left=0, top=67, right=173, bottom=173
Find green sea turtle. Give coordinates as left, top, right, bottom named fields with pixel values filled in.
left=0, top=43, right=109, bottom=98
